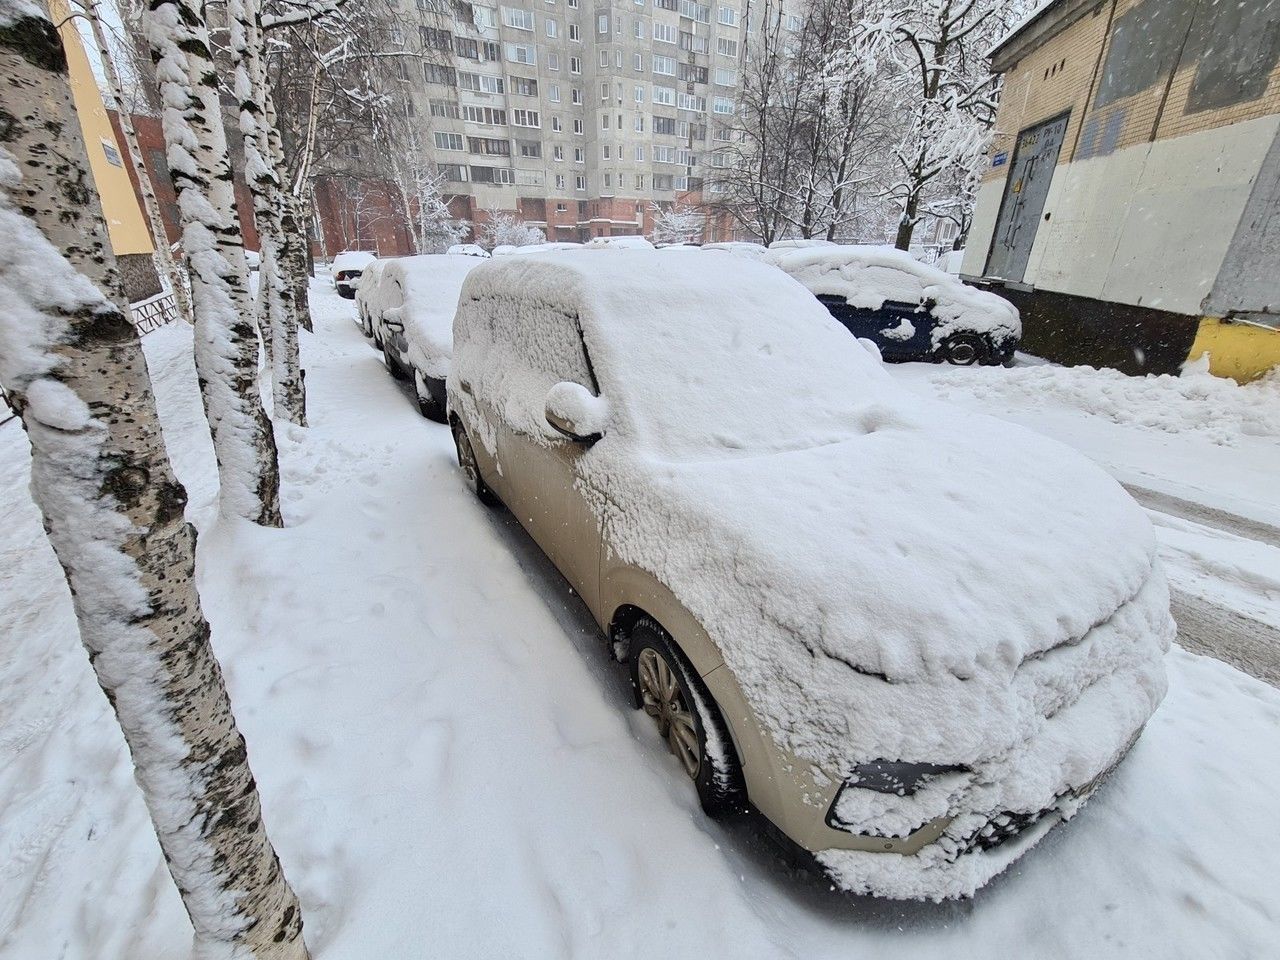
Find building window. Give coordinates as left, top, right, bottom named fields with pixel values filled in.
left=468, top=136, right=511, bottom=156
left=511, top=108, right=541, bottom=127
left=575, top=175, right=586, bottom=190
left=633, top=52, right=643, bottom=71
left=679, top=63, right=707, bottom=83
left=549, top=83, right=562, bottom=102
left=574, top=146, right=584, bottom=161
left=653, top=22, right=676, bottom=43
left=455, top=36, right=479, bottom=59
left=654, top=145, right=675, bottom=163
left=653, top=173, right=673, bottom=189
left=423, top=63, right=457, bottom=85
left=552, top=115, right=563, bottom=130
left=472, top=5, right=498, bottom=28
left=680, top=32, right=708, bottom=54
left=599, top=48, right=609, bottom=67
left=597, top=13, right=609, bottom=33
left=519, top=140, right=543, bottom=158
left=506, top=43, right=537, bottom=64
left=482, top=40, right=501, bottom=61
left=555, top=174, right=566, bottom=189
left=570, top=56, right=582, bottom=73
left=634, top=114, right=644, bottom=131
left=634, top=19, right=644, bottom=37
left=548, top=51, right=560, bottom=70
left=601, top=81, right=610, bottom=101
left=716, top=37, right=737, bottom=57
left=459, top=72, right=505, bottom=94
left=634, top=144, right=645, bottom=160
left=713, top=96, right=733, bottom=114
left=573, top=117, right=584, bottom=133
left=677, top=92, right=705, bottom=112
left=430, top=99, right=460, bottom=118
left=420, top=26, right=453, bottom=50
left=603, top=145, right=611, bottom=159
left=679, top=0, right=710, bottom=22
left=603, top=173, right=612, bottom=190
left=652, top=85, right=675, bottom=105
left=569, top=23, right=579, bottom=40
left=601, top=113, right=610, bottom=129
left=652, top=55, right=675, bottom=76
left=545, top=17, right=558, bottom=36
left=654, top=116, right=676, bottom=135
left=511, top=75, right=539, bottom=96
left=715, top=67, right=735, bottom=86
left=503, top=7, right=534, bottom=29
left=554, top=145, right=565, bottom=160
left=571, top=87, right=583, bottom=104
left=462, top=105, right=507, bottom=124
left=434, top=131, right=465, bottom=150
left=438, top=163, right=468, bottom=182
left=717, top=4, right=737, bottom=25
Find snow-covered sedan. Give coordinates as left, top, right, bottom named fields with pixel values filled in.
left=354, top=259, right=390, bottom=338
left=447, top=250, right=1172, bottom=900
left=332, top=250, right=376, bottom=299
left=770, top=245, right=1021, bottom=365
left=368, top=254, right=484, bottom=421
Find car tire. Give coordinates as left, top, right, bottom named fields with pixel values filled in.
left=629, top=618, right=744, bottom=818
left=415, top=373, right=447, bottom=423
left=450, top=419, right=499, bottom=506
left=383, top=343, right=407, bottom=380
left=940, top=333, right=988, bottom=366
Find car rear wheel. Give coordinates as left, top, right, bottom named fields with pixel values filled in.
left=415, top=373, right=447, bottom=423
left=450, top=420, right=498, bottom=506
left=629, top=619, right=743, bottom=817
left=940, top=333, right=988, bottom=366
left=383, top=343, right=407, bottom=380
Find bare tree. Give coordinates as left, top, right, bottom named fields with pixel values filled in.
left=142, top=0, right=283, bottom=525
left=649, top=201, right=704, bottom=245
left=843, top=0, right=1021, bottom=250
left=0, top=8, right=307, bottom=957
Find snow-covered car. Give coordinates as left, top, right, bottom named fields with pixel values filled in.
left=354, top=259, right=390, bottom=338
left=370, top=255, right=484, bottom=421
left=770, top=245, right=1022, bottom=366
left=332, top=250, right=376, bottom=299
left=446, top=243, right=490, bottom=258
left=768, top=238, right=836, bottom=250
left=583, top=235, right=655, bottom=250
left=701, top=241, right=770, bottom=260
left=446, top=250, right=1172, bottom=900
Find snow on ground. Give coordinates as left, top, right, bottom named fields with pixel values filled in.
left=2, top=283, right=1279, bottom=958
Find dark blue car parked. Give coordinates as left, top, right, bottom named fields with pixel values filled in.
left=770, top=246, right=1021, bottom=366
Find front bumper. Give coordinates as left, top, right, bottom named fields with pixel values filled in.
left=814, top=729, right=1140, bottom=901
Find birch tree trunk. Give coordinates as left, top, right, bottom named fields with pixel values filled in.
left=82, top=0, right=193, bottom=325
left=0, top=9, right=308, bottom=958
left=227, top=0, right=305, bottom=425
left=142, top=0, right=283, bottom=525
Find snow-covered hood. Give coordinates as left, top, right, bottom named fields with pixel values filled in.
left=589, top=397, right=1171, bottom=778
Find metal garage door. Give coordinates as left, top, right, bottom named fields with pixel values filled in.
left=985, top=112, right=1070, bottom=283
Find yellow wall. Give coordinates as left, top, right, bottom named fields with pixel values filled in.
left=50, top=0, right=153, bottom=256
left=1187, top=319, right=1280, bottom=384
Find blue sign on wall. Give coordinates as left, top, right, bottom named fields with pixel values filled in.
left=992, top=152, right=1009, bottom=167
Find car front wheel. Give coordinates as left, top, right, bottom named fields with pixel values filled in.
left=940, top=332, right=988, bottom=366
left=629, top=619, right=743, bottom=817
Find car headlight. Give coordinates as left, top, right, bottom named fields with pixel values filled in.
left=825, top=761, right=969, bottom=836
left=843, top=761, right=966, bottom=797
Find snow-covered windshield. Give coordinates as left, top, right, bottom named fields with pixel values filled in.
left=572, top=251, right=895, bottom=458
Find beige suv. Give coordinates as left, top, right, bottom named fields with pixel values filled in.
left=445, top=250, right=1172, bottom=900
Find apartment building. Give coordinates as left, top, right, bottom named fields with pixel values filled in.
left=357, top=0, right=759, bottom=243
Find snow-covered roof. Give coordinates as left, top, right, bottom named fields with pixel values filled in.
left=770, top=245, right=1021, bottom=345
left=378, top=255, right=483, bottom=379
left=583, top=235, right=655, bottom=250
left=332, top=250, right=376, bottom=273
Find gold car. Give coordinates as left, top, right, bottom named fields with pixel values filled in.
left=445, top=250, right=1172, bottom=900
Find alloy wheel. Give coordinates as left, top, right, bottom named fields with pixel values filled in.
left=637, top=647, right=700, bottom=779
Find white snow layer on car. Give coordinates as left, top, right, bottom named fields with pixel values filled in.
left=332, top=250, right=376, bottom=276
left=452, top=251, right=1172, bottom=898
left=376, top=255, right=484, bottom=380
left=770, top=245, right=1023, bottom=348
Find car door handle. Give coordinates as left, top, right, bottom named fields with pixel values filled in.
left=460, top=379, right=474, bottom=395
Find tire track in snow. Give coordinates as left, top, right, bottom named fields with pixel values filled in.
left=1172, top=591, right=1280, bottom=688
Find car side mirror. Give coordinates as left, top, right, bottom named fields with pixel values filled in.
left=545, top=381, right=608, bottom=443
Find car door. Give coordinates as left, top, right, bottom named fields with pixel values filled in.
left=492, top=309, right=604, bottom=619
